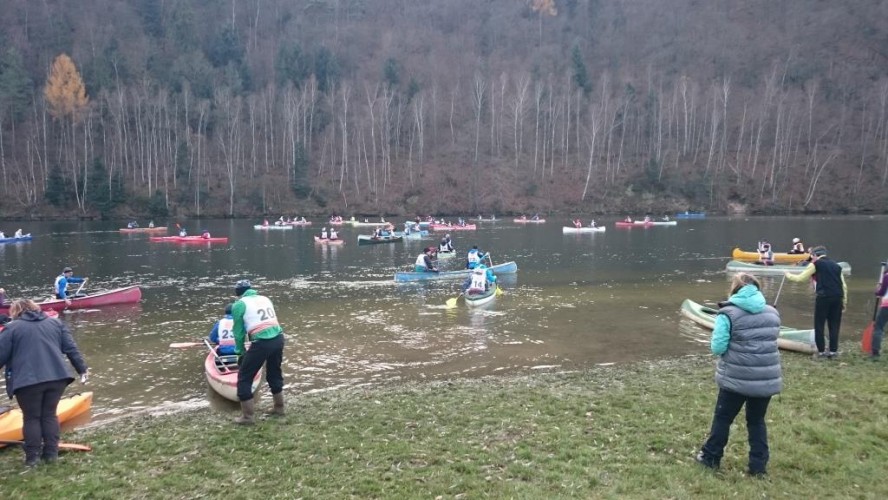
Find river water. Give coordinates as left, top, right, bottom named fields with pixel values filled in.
left=0, top=215, right=885, bottom=420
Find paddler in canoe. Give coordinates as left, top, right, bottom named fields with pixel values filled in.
left=461, top=264, right=497, bottom=294
left=201, top=229, right=212, bottom=239
left=414, top=247, right=439, bottom=273
left=54, top=267, right=87, bottom=306
left=208, top=304, right=237, bottom=356
left=788, top=237, right=806, bottom=254
left=466, top=245, right=486, bottom=269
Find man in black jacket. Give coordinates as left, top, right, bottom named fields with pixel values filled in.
left=784, top=246, right=847, bottom=359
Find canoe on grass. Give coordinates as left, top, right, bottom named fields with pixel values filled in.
left=204, top=352, right=261, bottom=402
left=395, top=261, right=518, bottom=282
left=731, top=247, right=810, bottom=264
left=357, top=234, right=403, bottom=245
left=0, top=234, right=32, bottom=243
left=314, top=236, right=345, bottom=245
left=119, top=227, right=167, bottom=233
left=0, top=286, right=142, bottom=314
left=0, top=392, right=93, bottom=443
left=725, top=260, right=851, bottom=276
left=465, top=285, right=498, bottom=308
left=680, top=299, right=816, bottom=354
left=149, top=236, right=229, bottom=243
left=562, top=226, right=606, bottom=233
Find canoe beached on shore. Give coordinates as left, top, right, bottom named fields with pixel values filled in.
left=0, top=392, right=93, bottom=443
left=204, top=352, right=261, bottom=402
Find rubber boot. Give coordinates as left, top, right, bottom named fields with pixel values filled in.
left=234, top=399, right=255, bottom=425
left=268, top=392, right=285, bottom=416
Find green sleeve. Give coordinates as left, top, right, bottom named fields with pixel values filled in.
left=231, top=299, right=247, bottom=355
left=784, top=264, right=816, bottom=282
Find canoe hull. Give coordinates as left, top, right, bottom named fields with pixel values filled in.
left=615, top=221, right=651, bottom=228
left=314, top=236, right=345, bottom=245
left=119, top=227, right=168, bottom=233
left=357, top=235, right=403, bottom=245
left=465, top=286, right=497, bottom=308
left=430, top=224, right=476, bottom=231
left=680, top=299, right=816, bottom=354
left=513, top=219, right=546, bottom=223
left=0, top=286, right=142, bottom=314
left=150, top=236, right=229, bottom=243
left=725, top=260, right=851, bottom=276
left=395, top=261, right=518, bottom=282
left=675, top=212, right=706, bottom=219
left=254, top=225, right=293, bottom=230
left=0, top=235, right=32, bottom=243
left=562, top=226, right=605, bottom=233
left=0, top=392, right=93, bottom=442
left=732, top=248, right=810, bottom=264
left=204, top=353, right=261, bottom=402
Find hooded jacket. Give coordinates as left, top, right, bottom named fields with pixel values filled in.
left=711, top=284, right=783, bottom=398
left=0, top=310, right=88, bottom=398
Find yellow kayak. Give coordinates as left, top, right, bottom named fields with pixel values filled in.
left=731, top=247, right=810, bottom=264
left=0, top=392, right=93, bottom=443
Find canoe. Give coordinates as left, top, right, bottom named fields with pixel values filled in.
left=254, top=224, right=293, bottom=230
left=314, top=236, right=345, bottom=245
left=149, top=236, right=229, bottom=243
left=0, top=234, right=32, bottom=244
left=119, top=227, right=167, bottom=233
left=615, top=221, right=651, bottom=228
left=0, top=392, right=93, bottom=443
left=394, top=261, right=518, bottom=282
left=636, top=220, right=676, bottom=226
left=675, top=212, right=706, bottom=219
left=562, top=226, right=606, bottom=233
left=392, top=229, right=430, bottom=238
left=680, top=299, right=816, bottom=354
left=204, top=352, right=261, bottom=402
left=513, top=218, right=546, bottom=223
left=465, top=285, right=498, bottom=308
left=281, top=221, right=312, bottom=226
left=430, top=223, right=476, bottom=231
left=725, top=260, right=851, bottom=276
left=357, top=234, right=403, bottom=245
left=352, top=221, right=390, bottom=227
left=732, top=248, right=811, bottom=264
left=0, top=285, right=142, bottom=314
left=476, top=217, right=498, bottom=222
left=436, top=250, right=457, bottom=259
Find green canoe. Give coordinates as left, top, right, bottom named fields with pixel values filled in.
left=725, top=260, right=851, bottom=276
left=680, top=299, right=815, bottom=354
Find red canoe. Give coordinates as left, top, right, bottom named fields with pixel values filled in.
left=149, top=236, right=229, bottom=243
left=0, top=286, right=142, bottom=314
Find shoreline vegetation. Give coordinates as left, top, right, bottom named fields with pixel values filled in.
left=3, top=342, right=887, bottom=498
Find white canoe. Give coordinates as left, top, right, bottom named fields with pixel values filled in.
left=562, top=226, right=606, bottom=233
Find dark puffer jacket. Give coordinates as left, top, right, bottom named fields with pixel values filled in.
left=0, top=310, right=88, bottom=398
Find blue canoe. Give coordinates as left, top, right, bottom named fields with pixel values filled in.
left=392, top=229, right=429, bottom=239
left=394, top=261, right=518, bottom=282
left=674, top=212, right=706, bottom=219
left=0, top=234, right=32, bottom=244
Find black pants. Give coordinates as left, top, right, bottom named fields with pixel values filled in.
left=700, top=388, right=772, bottom=474
left=237, top=334, right=285, bottom=402
left=15, top=379, right=69, bottom=462
left=814, top=295, right=843, bottom=354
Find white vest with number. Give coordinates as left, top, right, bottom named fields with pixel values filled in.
left=415, top=254, right=428, bottom=268
left=217, top=317, right=235, bottom=346
left=240, top=295, right=280, bottom=336
left=469, top=273, right=487, bottom=291
left=467, top=250, right=480, bottom=264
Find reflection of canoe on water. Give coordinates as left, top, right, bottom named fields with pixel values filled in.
left=680, top=299, right=816, bottom=354
left=0, top=392, right=93, bottom=443
left=725, top=260, right=851, bottom=276
left=0, top=286, right=142, bottom=314
left=731, top=248, right=810, bottom=264
left=150, top=236, right=229, bottom=243
left=204, top=352, right=261, bottom=402
left=394, top=261, right=518, bottom=282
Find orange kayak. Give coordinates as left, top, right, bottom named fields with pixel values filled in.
left=0, top=392, right=93, bottom=443
left=731, top=248, right=810, bottom=264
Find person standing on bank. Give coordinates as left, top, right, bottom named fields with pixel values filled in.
left=784, top=245, right=847, bottom=359
left=231, top=280, right=285, bottom=424
left=0, top=299, right=88, bottom=467
left=696, top=273, right=782, bottom=477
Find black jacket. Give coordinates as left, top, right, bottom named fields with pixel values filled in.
left=0, top=310, right=88, bottom=398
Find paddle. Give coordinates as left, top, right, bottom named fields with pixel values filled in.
left=72, top=278, right=88, bottom=297
left=0, top=440, right=92, bottom=452
left=861, top=261, right=886, bottom=354
left=772, top=274, right=786, bottom=307
left=204, top=338, right=233, bottom=373
left=445, top=293, right=464, bottom=309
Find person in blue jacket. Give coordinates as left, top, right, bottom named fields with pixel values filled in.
left=208, top=304, right=236, bottom=356
left=54, top=267, right=86, bottom=304
left=696, top=273, right=782, bottom=477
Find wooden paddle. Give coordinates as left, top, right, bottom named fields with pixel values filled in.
left=861, top=261, right=886, bottom=353
left=0, top=440, right=92, bottom=452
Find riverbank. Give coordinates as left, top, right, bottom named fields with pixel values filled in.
left=3, top=342, right=887, bottom=498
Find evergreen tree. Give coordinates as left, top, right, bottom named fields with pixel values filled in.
left=572, top=46, right=591, bottom=96
left=45, top=167, right=67, bottom=206
left=148, top=190, right=169, bottom=218
left=87, top=157, right=123, bottom=217
left=0, top=47, right=33, bottom=122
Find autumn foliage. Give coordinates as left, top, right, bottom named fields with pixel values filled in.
left=44, top=54, right=89, bottom=121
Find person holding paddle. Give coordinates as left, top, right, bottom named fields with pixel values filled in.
left=231, top=280, right=285, bottom=424
left=54, top=267, right=86, bottom=305
left=784, top=246, right=847, bottom=360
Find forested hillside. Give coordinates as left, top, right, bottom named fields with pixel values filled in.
left=1, top=0, right=887, bottom=218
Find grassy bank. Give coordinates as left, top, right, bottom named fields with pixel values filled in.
left=3, top=343, right=887, bottom=499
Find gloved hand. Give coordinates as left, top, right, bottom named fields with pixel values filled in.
left=80, top=370, right=89, bottom=384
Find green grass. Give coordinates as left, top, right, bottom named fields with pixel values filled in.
left=3, top=342, right=888, bottom=499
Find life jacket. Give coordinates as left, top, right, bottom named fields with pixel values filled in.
left=217, top=317, right=235, bottom=346
left=439, top=241, right=449, bottom=252
left=240, top=295, right=281, bottom=337
left=54, top=275, right=66, bottom=296
left=415, top=254, right=428, bottom=268
left=467, top=250, right=481, bottom=265
left=329, top=231, right=338, bottom=239
left=468, top=273, right=487, bottom=293
left=792, top=242, right=805, bottom=253
left=321, top=230, right=328, bottom=239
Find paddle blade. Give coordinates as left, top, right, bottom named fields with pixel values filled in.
left=0, top=440, right=92, bottom=452
left=169, top=342, right=203, bottom=348
left=495, top=286, right=504, bottom=296
left=445, top=296, right=460, bottom=308
left=862, top=322, right=874, bottom=354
